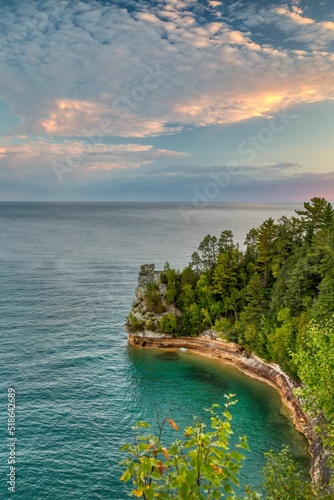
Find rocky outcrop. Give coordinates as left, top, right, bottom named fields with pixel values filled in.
left=137, top=264, right=158, bottom=288
left=126, top=264, right=180, bottom=334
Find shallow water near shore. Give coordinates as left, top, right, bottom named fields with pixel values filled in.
left=0, top=202, right=309, bottom=498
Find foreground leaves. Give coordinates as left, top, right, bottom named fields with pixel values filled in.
left=120, top=395, right=258, bottom=499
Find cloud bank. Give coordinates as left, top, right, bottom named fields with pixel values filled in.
left=0, top=0, right=333, bottom=199
left=0, top=0, right=333, bottom=138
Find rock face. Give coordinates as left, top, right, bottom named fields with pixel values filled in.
left=135, top=264, right=163, bottom=301
left=126, top=264, right=180, bottom=335
left=137, top=264, right=157, bottom=288
left=126, top=264, right=332, bottom=490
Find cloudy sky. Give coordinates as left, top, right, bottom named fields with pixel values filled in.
left=0, top=0, right=333, bottom=201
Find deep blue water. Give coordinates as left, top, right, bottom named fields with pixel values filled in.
left=0, top=202, right=310, bottom=499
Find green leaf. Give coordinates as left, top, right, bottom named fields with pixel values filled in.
left=231, top=450, right=245, bottom=461
left=237, top=440, right=250, bottom=451
left=223, top=411, right=232, bottom=421
left=120, top=469, right=131, bottom=482
left=224, top=483, right=234, bottom=494
left=138, top=443, right=149, bottom=451
left=144, top=486, right=155, bottom=500
left=137, top=421, right=150, bottom=428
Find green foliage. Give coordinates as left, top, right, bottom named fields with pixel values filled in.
left=267, top=308, right=298, bottom=377
left=181, top=266, right=198, bottom=288
left=213, top=318, right=241, bottom=342
left=159, top=313, right=179, bottom=336
left=213, top=248, right=244, bottom=320
left=294, top=317, right=334, bottom=423
left=213, top=317, right=232, bottom=335
left=296, top=197, right=334, bottom=242
left=145, top=283, right=166, bottom=314
left=145, top=319, right=157, bottom=331
left=120, top=402, right=332, bottom=499
left=293, top=317, right=334, bottom=483
left=218, top=230, right=235, bottom=253
left=181, top=303, right=204, bottom=335
left=160, top=262, right=181, bottom=305
left=262, top=447, right=314, bottom=499
left=128, top=313, right=145, bottom=332
left=256, top=218, right=277, bottom=279
left=190, top=251, right=202, bottom=275
left=196, top=234, right=219, bottom=272
left=120, top=396, right=256, bottom=499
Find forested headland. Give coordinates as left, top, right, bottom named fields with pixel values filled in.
left=127, top=197, right=334, bottom=492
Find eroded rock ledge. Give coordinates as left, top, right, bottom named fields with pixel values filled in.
left=126, top=264, right=331, bottom=489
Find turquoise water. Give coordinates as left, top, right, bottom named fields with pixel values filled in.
left=0, top=202, right=309, bottom=499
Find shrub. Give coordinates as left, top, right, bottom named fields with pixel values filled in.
left=145, top=283, right=166, bottom=314
left=159, top=313, right=178, bottom=336
left=127, top=313, right=145, bottom=332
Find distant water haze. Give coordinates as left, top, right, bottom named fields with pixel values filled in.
left=0, top=202, right=309, bottom=499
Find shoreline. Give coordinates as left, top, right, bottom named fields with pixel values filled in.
left=128, top=331, right=330, bottom=488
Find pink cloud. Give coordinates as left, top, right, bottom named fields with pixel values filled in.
left=39, top=99, right=181, bottom=138
left=0, top=138, right=190, bottom=177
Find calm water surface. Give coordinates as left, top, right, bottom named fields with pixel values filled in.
left=0, top=202, right=310, bottom=499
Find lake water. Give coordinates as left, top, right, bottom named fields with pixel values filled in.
left=0, top=202, right=310, bottom=499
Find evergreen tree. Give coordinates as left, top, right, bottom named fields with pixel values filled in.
left=195, top=235, right=219, bottom=272
left=213, top=247, right=244, bottom=320
left=218, top=229, right=235, bottom=253
left=296, top=197, right=334, bottom=242
left=255, top=218, right=277, bottom=287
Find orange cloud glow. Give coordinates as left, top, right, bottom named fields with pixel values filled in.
left=173, top=86, right=328, bottom=127
left=40, top=99, right=179, bottom=138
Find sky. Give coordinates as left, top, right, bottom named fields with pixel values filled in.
left=0, top=0, right=333, bottom=202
